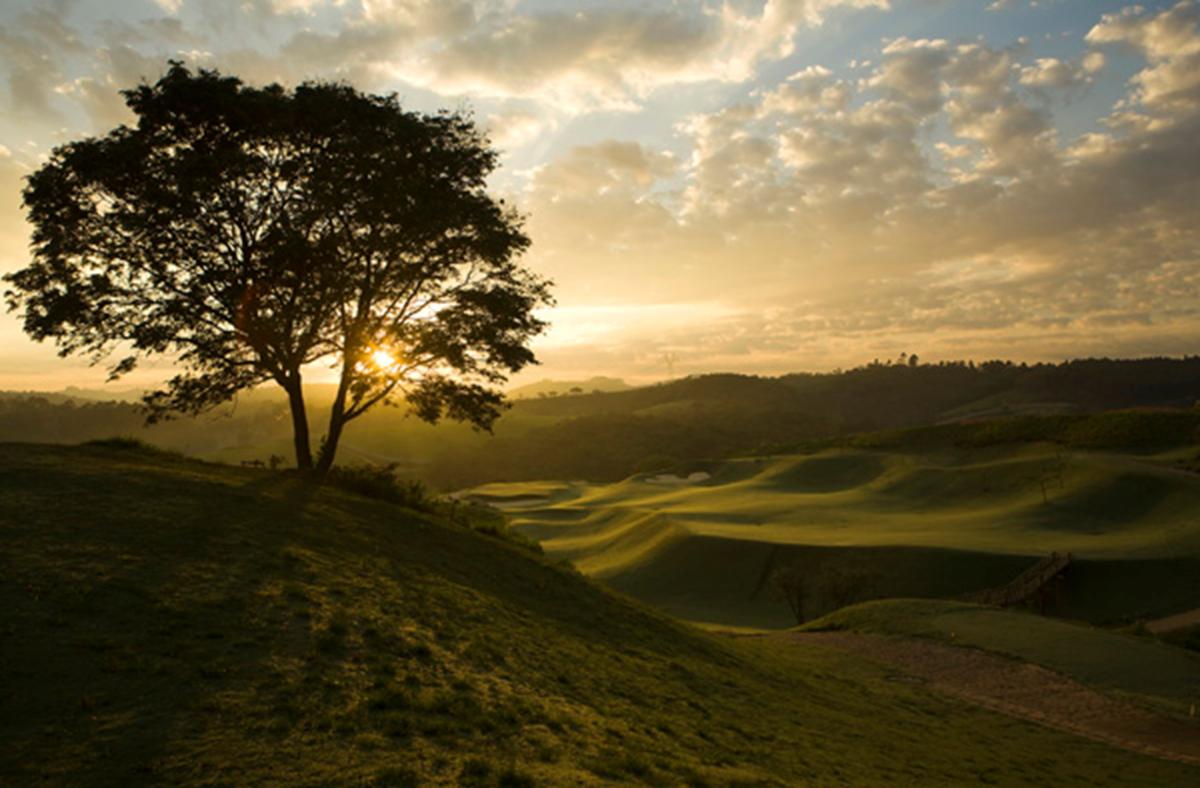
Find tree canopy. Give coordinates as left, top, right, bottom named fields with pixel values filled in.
left=5, top=62, right=551, bottom=476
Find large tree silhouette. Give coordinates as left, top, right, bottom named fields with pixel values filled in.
left=5, top=63, right=551, bottom=477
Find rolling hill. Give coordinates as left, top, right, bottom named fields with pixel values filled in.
left=2, top=441, right=1197, bottom=784
left=3, top=356, right=1199, bottom=490
left=478, top=439, right=1200, bottom=629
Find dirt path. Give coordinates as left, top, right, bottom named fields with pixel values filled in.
left=784, top=631, right=1200, bottom=765
left=1147, top=608, right=1200, bottom=634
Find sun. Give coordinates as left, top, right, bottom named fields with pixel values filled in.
left=370, top=348, right=397, bottom=369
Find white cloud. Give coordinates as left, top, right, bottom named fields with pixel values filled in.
left=868, top=38, right=950, bottom=115
left=1018, top=55, right=1103, bottom=89
left=416, top=0, right=889, bottom=110
left=760, top=66, right=850, bottom=114
left=1087, top=1, right=1200, bottom=114
left=426, top=7, right=722, bottom=110
left=485, top=107, right=556, bottom=150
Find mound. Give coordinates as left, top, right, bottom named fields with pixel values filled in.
left=605, top=539, right=1034, bottom=629
left=3, top=443, right=1197, bottom=784
left=501, top=446, right=1200, bottom=628
left=760, top=453, right=890, bottom=493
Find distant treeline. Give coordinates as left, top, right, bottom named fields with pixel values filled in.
left=845, top=410, right=1200, bottom=452
left=434, top=357, right=1200, bottom=486
left=0, top=394, right=291, bottom=454
left=3, top=356, right=1199, bottom=488
left=514, top=356, right=1200, bottom=428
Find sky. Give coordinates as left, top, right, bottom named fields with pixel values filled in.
left=0, top=0, right=1197, bottom=390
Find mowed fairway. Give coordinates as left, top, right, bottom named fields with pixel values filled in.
left=476, top=444, right=1200, bottom=628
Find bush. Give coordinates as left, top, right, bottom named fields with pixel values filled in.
left=443, top=500, right=544, bottom=556
left=326, top=463, right=544, bottom=555
left=325, top=463, right=437, bottom=512
left=82, top=436, right=183, bottom=459
left=83, top=436, right=155, bottom=450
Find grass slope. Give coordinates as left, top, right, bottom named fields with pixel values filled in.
left=486, top=444, right=1200, bottom=628
left=3, top=443, right=1198, bottom=785
left=806, top=599, right=1200, bottom=720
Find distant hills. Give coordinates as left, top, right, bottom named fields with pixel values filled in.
left=59, top=385, right=147, bottom=402
left=508, top=376, right=632, bottom=398
left=1, top=356, right=1198, bottom=489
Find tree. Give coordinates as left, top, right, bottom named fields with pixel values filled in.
left=5, top=63, right=551, bottom=478
left=817, top=561, right=880, bottom=612
left=769, top=567, right=808, bottom=625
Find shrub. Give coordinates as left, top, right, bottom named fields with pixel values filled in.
left=770, top=567, right=808, bottom=625
left=82, top=436, right=183, bottom=459
left=325, top=463, right=437, bottom=512
left=83, top=436, right=157, bottom=451
left=443, top=500, right=544, bottom=556
left=326, top=464, right=543, bottom=555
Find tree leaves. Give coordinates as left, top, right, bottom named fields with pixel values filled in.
left=5, top=62, right=551, bottom=470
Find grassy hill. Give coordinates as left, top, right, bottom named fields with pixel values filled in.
left=481, top=441, right=1200, bottom=629
left=3, top=442, right=1198, bottom=784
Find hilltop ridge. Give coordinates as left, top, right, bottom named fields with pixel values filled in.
left=2, top=356, right=1199, bottom=490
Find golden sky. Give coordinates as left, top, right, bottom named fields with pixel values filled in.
left=0, top=0, right=1197, bottom=390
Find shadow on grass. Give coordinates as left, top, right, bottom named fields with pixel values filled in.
left=0, top=447, right=329, bottom=783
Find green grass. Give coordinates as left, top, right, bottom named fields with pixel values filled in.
left=3, top=442, right=1198, bottom=784
left=487, top=444, right=1200, bottom=628
left=806, top=599, right=1200, bottom=719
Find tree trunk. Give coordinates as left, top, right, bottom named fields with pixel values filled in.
left=313, top=366, right=352, bottom=480
left=313, top=414, right=346, bottom=480
left=284, top=374, right=314, bottom=471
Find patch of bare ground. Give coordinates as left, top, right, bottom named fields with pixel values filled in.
left=783, top=631, right=1200, bottom=765
left=1147, top=608, right=1200, bottom=634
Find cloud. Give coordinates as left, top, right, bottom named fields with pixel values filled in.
left=0, top=6, right=86, bottom=124
left=0, top=146, right=30, bottom=268
left=760, top=66, right=850, bottom=114
left=517, top=4, right=1200, bottom=373
left=1, top=0, right=894, bottom=130
left=868, top=38, right=950, bottom=115
left=2, top=1, right=1198, bottom=385
left=1018, top=54, right=1105, bottom=89
left=420, top=0, right=889, bottom=109
left=521, top=140, right=689, bottom=303
left=53, top=41, right=170, bottom=131
left=1087, top=1, right=1200, bottom=114
left=426, top=7, right=720, bottom=109
left=485, top=107, right=557, bottom=151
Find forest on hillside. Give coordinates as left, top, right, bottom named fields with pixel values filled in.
left=3, top=356, right=1199, bottom=489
